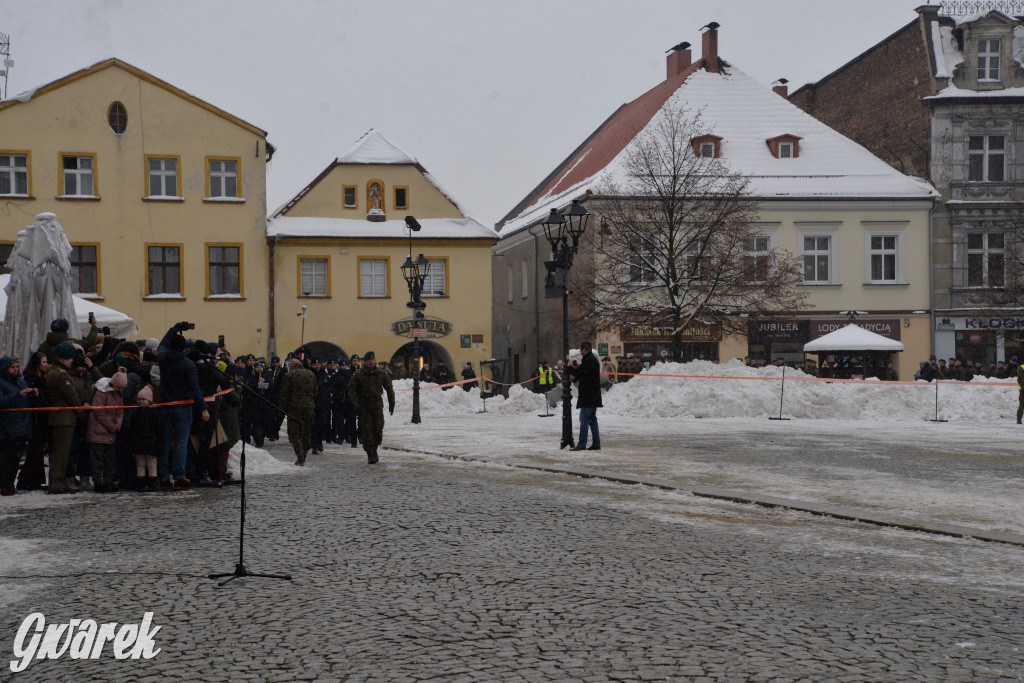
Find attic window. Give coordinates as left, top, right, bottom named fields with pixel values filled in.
left=107, top=102, right=127, bottom=135
left=766, top=134, right=802, bottom=159
left=691, top=134, right=723, bottom=159
left=978, top=39, right=1000, bottom=81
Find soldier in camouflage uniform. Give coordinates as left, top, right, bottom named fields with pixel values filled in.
left=279, top=355, right=317, bottom=465
left=347, top=351, right=395, bottom=464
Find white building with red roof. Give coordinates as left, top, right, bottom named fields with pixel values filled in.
left=493, top=24, right=937, bottom=381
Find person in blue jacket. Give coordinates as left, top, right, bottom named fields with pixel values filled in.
left=0, top=356, right=36, bottom=495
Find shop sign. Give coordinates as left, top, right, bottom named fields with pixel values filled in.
left=598, top=343, right=609, bottom=357
left=811, top=318, right=901, bottom=341
left=621, top=323, right=721, bottom=343
left=391, top=316, right=452, bottom=338
left=935, top=316, right=1024, bottom=331
left=748, top=319, right=809, bottom=343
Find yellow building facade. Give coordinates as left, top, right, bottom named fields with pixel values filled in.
left=268, top=131, right=496, bottom=379
left=0, top=59, right=270, bottom=352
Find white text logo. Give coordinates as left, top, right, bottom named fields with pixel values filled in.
left=10, top=612, right=161, bottom=672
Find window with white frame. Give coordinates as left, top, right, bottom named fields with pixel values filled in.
left=147, top=245, right=181, bottom=295
left=967, top=232, right=1004, bottom=288
left=359, top=259, right=388, bottom=297
left=62, top=155, right=95, bottom=196
left=978, top=39, right=1001, bottom=81
left=0, top=154, right=28, bottom=195
left=627, top=243, right=659, bottom=284
left=743, top=235, right=771, bottom=282
left=778, top=142, right=794, bottom=158
left=208, top=245, right=241, bottom=296
left=70, top=245, right=99, bottom=294
left=521, top=259, right=528, bottom=298
left=208, top=159, right=238, bottom=198
left=300, top=258, right=329, bottom=297
left=800, top=235, right=833, bottom=284
left=148, top=158, right=179, bottom=197
left=863, top=228, right=907, bottom=284
left=968, top=135, right=1005, bottom=182
left=699, top=142, right=716, bottom=158
left=423, top=258, right=446, bottom=297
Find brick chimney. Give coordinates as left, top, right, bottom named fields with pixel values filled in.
left=772, top=78, right=789, bottom=98
left=666, top=42, right=692, bottom=79
left=701, top=22, right=720, bottom=73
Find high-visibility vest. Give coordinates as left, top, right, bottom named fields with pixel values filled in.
left=538, top=366, right=554, bottom=385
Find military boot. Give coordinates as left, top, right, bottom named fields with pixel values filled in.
left=367, top=447, right=379, bottom=465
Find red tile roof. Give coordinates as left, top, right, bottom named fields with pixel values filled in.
left=498, top=60, right=704, bottom=230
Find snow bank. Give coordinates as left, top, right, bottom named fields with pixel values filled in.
left=392, top=359, right=1018, bottom=423
left=227, top=442, right=294, bottom=475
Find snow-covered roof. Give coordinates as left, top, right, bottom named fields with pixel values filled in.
left=804, top=324, right=904, bottom=353
left=337, top=130, right=417, bottom=165
left=930, top=16, right=1024, bottom=81
left=499, top=61, right=937, bottom=235
left=267, top=216, right=497, bottom=240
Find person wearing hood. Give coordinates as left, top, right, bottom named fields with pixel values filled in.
left=45, top=341, right=84, bottom=494
left=36, top=316, right=99, bottom=364
left=87, top=368, right=126, bottom=492
left=128, top=385, right=162, bottom=492
left=67, top=344, right=101, bottom=492
left=0, top=356, right=35, bottom=496
left=157, top=323, right=209, bottom=490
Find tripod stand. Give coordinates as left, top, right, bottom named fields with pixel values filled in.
left=207, top=361, right=298, bottom=586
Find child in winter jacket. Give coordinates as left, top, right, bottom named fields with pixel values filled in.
left=129, top=385, right=163, bottom=492
left=87, top=368, right=126, bottom=492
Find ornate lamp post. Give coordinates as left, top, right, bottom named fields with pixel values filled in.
left=542, top=199, right=590, bottom=449
left=401, top=248, right=430, bottom=424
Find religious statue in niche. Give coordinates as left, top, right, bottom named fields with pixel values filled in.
left=367, top=181, right=385, bottom=222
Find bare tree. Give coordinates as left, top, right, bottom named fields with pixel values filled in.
left=577, top=104, right=807, bottom=361
left=972, top=194, right=1024, bottom=309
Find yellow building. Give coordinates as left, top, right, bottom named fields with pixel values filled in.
left=0, top=59, right=271, bottom=352
left=267, top=131, right=496, bottom=380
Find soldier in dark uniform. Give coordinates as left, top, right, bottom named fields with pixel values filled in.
left=325, top=359, right=340, bottom=443
left=335, top=357, right=359, bottom=448
left=309, top=358, right=331, bottom=453
left=347, top=351, right=395, bottom=464
left=280, top=355, right=317, bottom=465
left=265, top=356, right=285, bottom=441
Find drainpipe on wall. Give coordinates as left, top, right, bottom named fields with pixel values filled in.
left=267, top=235, right=277, bottom=358
left=928, top=196, right=936, bottom=358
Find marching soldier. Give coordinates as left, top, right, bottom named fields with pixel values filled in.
left=280, top=355, right=316, bottom=466
left=347, top=351, right=395, bottom=464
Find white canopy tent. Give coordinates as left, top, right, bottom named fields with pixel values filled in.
left=804, top=323, right=904, bottom=353
left=0, top=273, right=137, bottom=341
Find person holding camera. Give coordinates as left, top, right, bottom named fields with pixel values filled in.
left=157, top=322, right=209, bottom=490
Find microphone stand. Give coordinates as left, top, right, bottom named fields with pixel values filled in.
left=206, top=359, right=299, bottom=586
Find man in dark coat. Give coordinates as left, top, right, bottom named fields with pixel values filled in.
left=280, top=355, right=316, bottom=465
left=348, top=351, right=395, bottom=464
left=310, top=358, right=331, bottom=453
left=157, top=323, right=210, bottom=489
left=333, top=358, right=359, bottom=448
left=569, top=341, right=602, bottom=451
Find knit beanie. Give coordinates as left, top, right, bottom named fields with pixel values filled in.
left=53, top=341, right=77, bottom=359
left=110, top=369, right=128, bottom=389
left=137, top=385, right=154, bottom=403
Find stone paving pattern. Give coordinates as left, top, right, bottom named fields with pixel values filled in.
left=1, top=434, right=1023, bottom=681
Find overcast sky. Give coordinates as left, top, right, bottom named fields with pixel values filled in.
left=5, top=0, right=930, bottom=228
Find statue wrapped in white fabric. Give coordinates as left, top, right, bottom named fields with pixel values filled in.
left=0, top=212, right=78, bottom=361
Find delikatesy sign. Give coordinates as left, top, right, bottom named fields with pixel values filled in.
left=9, top=612, right=161, bottom=672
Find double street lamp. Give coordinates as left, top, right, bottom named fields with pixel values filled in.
left=401, top=219, right=430, bottom=425
left=541, top=199, right=590, bottom=449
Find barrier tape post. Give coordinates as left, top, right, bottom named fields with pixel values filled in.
left=930, top=379, right=947, bottom=423
left=769, top=363, right=790, bottom=421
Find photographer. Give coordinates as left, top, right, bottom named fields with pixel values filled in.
left=157, top=322, right=209, bottom=490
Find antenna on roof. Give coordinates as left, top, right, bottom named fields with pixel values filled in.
left=0, top=33, right=11, bottom=100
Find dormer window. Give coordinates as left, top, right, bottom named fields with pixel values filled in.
left=978, top=39, right=1001, bottom=81
left=766, top=134, right=802, bottom=159
left=691, top=134, right=722, bottom=159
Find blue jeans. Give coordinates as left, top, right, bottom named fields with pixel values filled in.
left=578, top=407, right=600, bottom=448
left=160, top=405, right=193, bottom=481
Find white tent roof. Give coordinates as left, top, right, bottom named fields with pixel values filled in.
left=803, top=323, right=904, bottom=353
left=0, top=274, right=137, bottom=338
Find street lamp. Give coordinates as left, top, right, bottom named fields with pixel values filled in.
left=542, top=199, right=590, bottom=449
left=401, top=221, right=430, bottom=424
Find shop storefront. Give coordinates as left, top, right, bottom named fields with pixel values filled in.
left=620, top=323, right=720, bottom=363
left=935, top=316, right=1024, bottom=363
left=747, top=320, right=809, bottom=364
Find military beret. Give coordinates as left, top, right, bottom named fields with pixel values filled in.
left=54, top=341, right=78, bottom=359
left=363, top=351, right=375, bottom=360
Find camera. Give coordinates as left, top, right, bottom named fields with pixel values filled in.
left=175, top=321, right=196, bottom=332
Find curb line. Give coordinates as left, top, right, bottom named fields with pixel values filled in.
left=397, top=449, right=1024, bottom=548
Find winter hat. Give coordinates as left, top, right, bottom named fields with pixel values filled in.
left=137, top=385, right=154, bottom=403
left=169, top=334, right=187, bottom=352
left=54, top=341, right=77, bottom=359
left=50, top=318, right=69, bottom=333
left=194, top=340, right=212, bottom=355
left=115, top=351, right=139, bottom=368
left=146, top=338, right=160, bottom=351
left=110, top=369, right=128, bottom=389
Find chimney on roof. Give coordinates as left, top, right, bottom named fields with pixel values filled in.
left=772, top=78, right=789, bottom=98
left=666, top=41, right=692, bottom=79
left=700, top=21, right=720, bottom=73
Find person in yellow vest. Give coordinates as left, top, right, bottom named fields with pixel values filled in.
left=536, top=360, right=554, bottom=393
